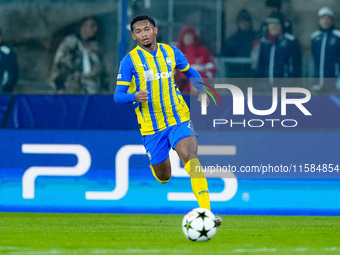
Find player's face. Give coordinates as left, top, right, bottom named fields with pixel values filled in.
left=132, top=20, right=158, bottom=48
left=268, top=22, right=282, bottom=37
left=319, top=15, right=332, bottom=30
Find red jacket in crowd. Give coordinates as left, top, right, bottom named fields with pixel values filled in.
left=175, top=26, right=216, bottom=94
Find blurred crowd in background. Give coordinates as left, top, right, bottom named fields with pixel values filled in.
left=0, top=0, right=340, bottom=95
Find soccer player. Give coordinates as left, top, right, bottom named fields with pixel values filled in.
left=114, top=15, right=222, bottom=226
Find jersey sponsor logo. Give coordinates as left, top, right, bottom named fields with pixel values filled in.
left=144, top=70, right=172, bottom=82
left=144, top=70, right=154, bottom=81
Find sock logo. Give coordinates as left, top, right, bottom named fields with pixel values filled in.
left=198, top=190, right=209, bottom=195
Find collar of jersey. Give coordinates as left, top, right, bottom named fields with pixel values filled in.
left=136, top=43, right=160, bottom=56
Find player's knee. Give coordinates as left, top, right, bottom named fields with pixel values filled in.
left=179, top=149, right=198, bottom=166
left=156, top=173, right=171, bottom=184
left=158, top=178, right=170, bottom=184
left=181, top=152, right=197, bottom=167
left=179, top=152, right=189, bottom=166
left=151, top=166, right=171, bottom=184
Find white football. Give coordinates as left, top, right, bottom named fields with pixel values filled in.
left=182, top=207, right=217, bottom=241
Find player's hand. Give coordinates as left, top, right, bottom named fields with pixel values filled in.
left=135, top=90, right=149, bottom=102
left=198, top=92, right=209, bottom=106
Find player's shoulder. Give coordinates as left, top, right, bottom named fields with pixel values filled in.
left=125, top=46, right=139, bottom=57
left=126, top=45, right=150, bottom=62
left=311, top=30, right=322, bottom=40
left=331, top=29, right=340, bottom=38
left=158, top=42, right=173, bottom=48
left=158, top=43, right=177, bottom=54
left=119, top=54, right=130, bottom=65
left=119, top=53, right=134, bottom=70
left=158, top=43, right=182, bottom=60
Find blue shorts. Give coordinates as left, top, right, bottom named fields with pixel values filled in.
left=142, top=121, right=198, bottom=165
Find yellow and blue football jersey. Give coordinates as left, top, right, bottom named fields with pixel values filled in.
left=116, top=43, right=192, bottom=136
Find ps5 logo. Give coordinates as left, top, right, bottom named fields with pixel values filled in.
left=22, top=144, right=237, bottom=202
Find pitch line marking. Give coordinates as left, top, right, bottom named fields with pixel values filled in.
left=232, top=248, right=277, bottom=253
left=0, top=247, right=29, bottom=251
left=6, top=248, right=191, bottom=255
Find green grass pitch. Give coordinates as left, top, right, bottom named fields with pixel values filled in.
left=0, top=213, right=339, bottom=255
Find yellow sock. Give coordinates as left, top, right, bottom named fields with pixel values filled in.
left=184, top=158, right=210, bottom=210
left=150, top=165, right=170, bottom=184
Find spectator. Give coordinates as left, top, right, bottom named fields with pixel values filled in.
left=175, top=26, right=216, bottom=94
left=257, top=12, right=301, bottom=84
left=223, top=9, right=258, bottom=57
left=0, top=28, right=19, bottom=93
left=261, top=0, right=292, bottom=35
left=311, top=7, right=340, bottom=92
left=50, top=16, right=108, bottom=94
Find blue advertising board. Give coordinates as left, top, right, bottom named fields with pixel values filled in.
left=0, top=129, right=339, bottom=215
left=0, top=95, right=11, bottom=126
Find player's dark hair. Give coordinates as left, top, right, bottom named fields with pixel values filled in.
left=130, top=15, right=156, bottom=32
left=265, top=0, right=282, bottom=10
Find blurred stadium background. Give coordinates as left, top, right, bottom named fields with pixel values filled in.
left=0, top=0, right=340, bottom=254
left=0, top=0, right=339, bottom=92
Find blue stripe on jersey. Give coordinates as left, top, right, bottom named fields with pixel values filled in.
left=159, top=45, right=181, bottom=124
left=154, top=53, right=169, bottom=127
left=137, top=50, right=158, bottom=131
left=129, top=54, right=144, bottom=121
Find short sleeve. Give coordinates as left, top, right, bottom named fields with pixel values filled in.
left=171, top=46, right=190, bottom=72
left=117, top=54, right=134, bottom=86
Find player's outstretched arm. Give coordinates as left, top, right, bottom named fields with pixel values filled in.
left=183, top=67, right=209, bottom=106
left=114, top=85, right=136, bottom=104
